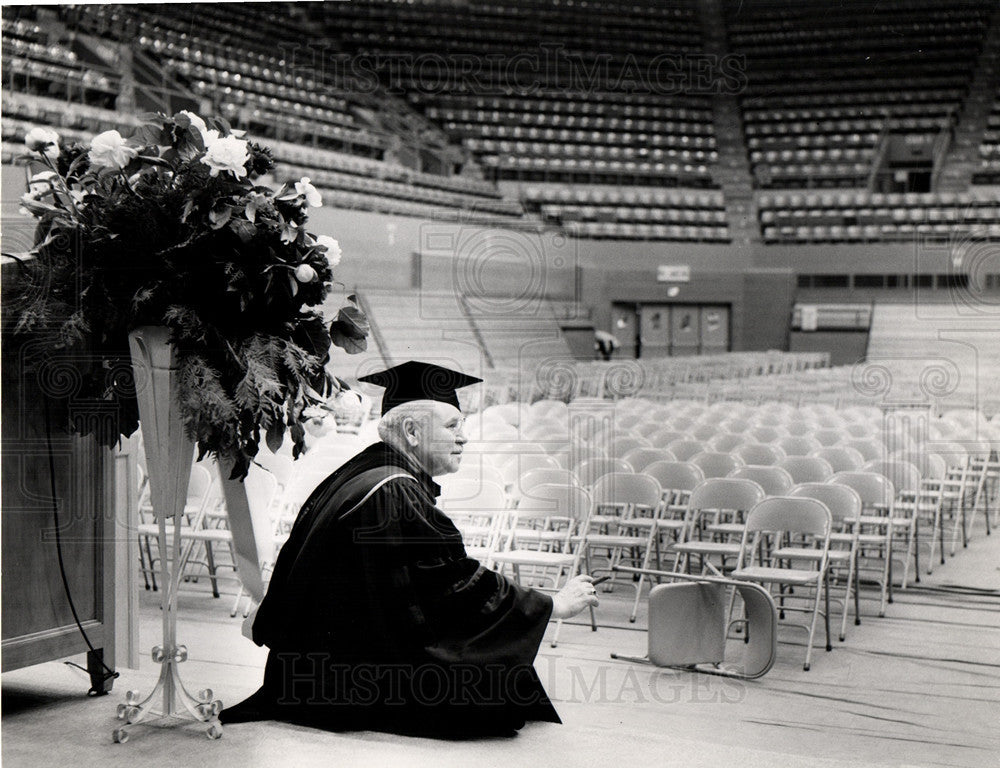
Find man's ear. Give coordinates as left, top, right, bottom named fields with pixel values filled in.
left=402, top=415, right=421, bottom=447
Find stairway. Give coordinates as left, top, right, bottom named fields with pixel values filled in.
left=462, top=299, right=574, bottom=375
left=936, top=6, right=1000, bottom=192
left=357, top=289, right=487, bottom=375
left=697, top=0, right=758, bottom=246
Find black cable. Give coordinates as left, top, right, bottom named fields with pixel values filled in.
left=42, top=396, right=120, bottom=695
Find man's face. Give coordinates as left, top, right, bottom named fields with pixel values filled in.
left=411, top=402, right=468, bottom=476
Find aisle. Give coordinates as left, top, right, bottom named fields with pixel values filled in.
left=3, top=523, right=998, bottom=768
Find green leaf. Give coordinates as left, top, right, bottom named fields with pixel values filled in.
left=265, top=418, right=284, bottom=453
left=289, top=422, right=306, bottom=459
left=293, top=314, right=330, bottom=358
left=208, top=206, right=232, bottom=229
left=329, top=305, right=370, bottom=354
left=228, top=218, right=256, bottom=243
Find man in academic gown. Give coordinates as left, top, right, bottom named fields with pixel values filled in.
left=221, top=361, right=598, bottom=739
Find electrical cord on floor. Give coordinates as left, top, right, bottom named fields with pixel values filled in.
left=42, top=397, right=120, bottom=696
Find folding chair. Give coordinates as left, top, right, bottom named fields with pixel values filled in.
left=610, top=571, right=778, bottom=679
left=728, top=465, right=795, bottom=497
left=789, top=483, right=862, bottom=641
left=779, top=455, right=834, bottom=484
left=622, top=447, right=676, bottom=472
left=492, top=483, right=587, bottom=585
left=439, top=479, right=509, bottom=567
left=147, top=464, right=277, bottom=603
left=690, top=423, right=720, bottom=442
left=811, top=446, right=864, bottom=473
left=827, top=471, right=895, bottom=617
left=573, top=456, right=632, bottom=487
left=730, top=497, right=832, bottom=670
left=492, top=483, right=595, bottom=646
left=672, top=478, right=767, bottom=577
left=611, top=435, right=652, bottom=458
left=137, top=462, right=217, bottom=592
left=811, top=428, right=849, bottom=447
left=891, top=452, right=948, bottom=575
left=747, top=425, right=786, bottom=443
left=862, top=459, right=922, bottom=588
left=691, top=451, right=745, bottom=479
left=632, top=459, right=706, bottom=582
left=517, top=467, right=579, bottom=496
left=710, top=433, right=747, bottom=452
left=734, top=442, right=786, bottom=466
left=777, top=435, right=823, bottom=457
left=500, top=453, right=560, bottom=494
left=576, top=472, right=663, bottom=622
left=783, top=421, right=816, bottom=437
left=843, top=438, right=886, bottom=463
left=648, top=429, right=695, bottom=448
left=666, top=439, right=710, bottom=462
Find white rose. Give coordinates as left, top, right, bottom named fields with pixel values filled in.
left=200, top=135, right=249, bottom=178
left=294, top=263, right=317, bottom=283
left=89, top=130, right=139, bottom=170
left=315, top=235, right=342, bottom=267
left=177, top=110, right=207, bottom=134
left=294, top=177, right=322, bottom=208
left=303, top=414, right=333, bottom=437
left=25, top=127, right=60, bottom=159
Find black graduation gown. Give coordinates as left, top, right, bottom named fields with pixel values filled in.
left=220, top=442, right=560, bottom=739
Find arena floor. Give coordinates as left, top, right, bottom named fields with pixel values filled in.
left=3, top=522, right=998, bottom=768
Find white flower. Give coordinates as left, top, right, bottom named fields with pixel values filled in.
left=25, top=127, right=60, bottom=159
left=200, top=134, right=249, bottom=178
left=28, top=170, right=57, bottom=195
left=314, top=235, right=342, bottom=267
left=202, top=128, right=221, bottom=146
left=177, top=110, right=207, bottom=134
left=89, top=130, right=139, bottom=170
left=294, top=264, right=317, bottom=283
left=294, top=177, right=322, bottom=208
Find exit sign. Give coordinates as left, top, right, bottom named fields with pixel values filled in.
left=657, top=265, right=691, bottom=283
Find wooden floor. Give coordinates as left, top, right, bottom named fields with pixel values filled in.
left=3, top=516, right=999, bottom=768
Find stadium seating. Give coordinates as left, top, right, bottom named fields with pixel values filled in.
left=727, top=0, right=995, bottom=189
left=973, top=86, right=1000, bottom=184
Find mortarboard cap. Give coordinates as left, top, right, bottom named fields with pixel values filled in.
left=358, top=361, right=482, bottom=416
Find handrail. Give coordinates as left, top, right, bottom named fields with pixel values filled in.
left=929, top=119, right=955, bottom=190
left=866, top=118, right=893, bottom=191
left=352, top=289, right=393, bottom=367
left=457, top=294, right=497, bottom=370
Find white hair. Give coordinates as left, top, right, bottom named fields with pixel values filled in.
left=376, top=400, right=437, bottom=446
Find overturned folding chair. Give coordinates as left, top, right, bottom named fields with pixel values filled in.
left=610, top=569, right=778, bottom=680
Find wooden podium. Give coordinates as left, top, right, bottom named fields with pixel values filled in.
left=1, top=260, right=117, bottom=692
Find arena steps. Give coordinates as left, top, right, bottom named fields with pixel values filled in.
left=358, top=289, right=487, bottom=375
left=865, top=300, right=1000, bottom=413
left=939, top=4, right=1000, bottom=191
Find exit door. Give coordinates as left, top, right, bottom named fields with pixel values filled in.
left=639, top=305, right=670, bottom=359
left=670, top=306, right=699, bottom=356
left=700, top=306, right=729, bottom=352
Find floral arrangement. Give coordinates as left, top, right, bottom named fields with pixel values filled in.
left=8, top=113, right=369, bottom=478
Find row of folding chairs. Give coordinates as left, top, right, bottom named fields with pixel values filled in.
left=448, top=401, right=996, bottom=667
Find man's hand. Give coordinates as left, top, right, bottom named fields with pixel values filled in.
left=551, top=574, right=599, bottom=620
